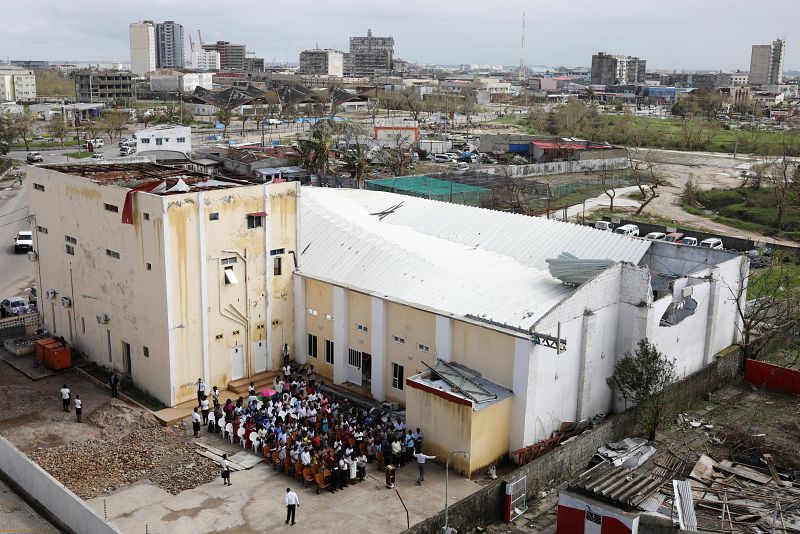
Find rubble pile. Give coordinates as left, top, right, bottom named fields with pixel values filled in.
left=29, top=400, right=218, bottom=498
left=0, top=385, right=59, bottom=421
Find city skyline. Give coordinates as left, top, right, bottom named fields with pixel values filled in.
left=1, top=0, right=798, bottom=71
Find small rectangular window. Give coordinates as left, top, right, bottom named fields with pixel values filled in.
left=65, top=244, right=74, bottom=255
left=106, top=249, right=120, bottom=259
left=307, top=308, right=318, bottom=317
left=209, top=212, right=219, bottom=221
left=140, top=138, right=150, bottom=144
left=146, top=262, right=152, bottom=271
left=392, top=363, right=404, bottom=390
left=418, top=343, right=430, bottom=353
left=34, top=183, right=45, bottom=191
left=357, top=324, right=369, bottom=332
left=393, top=335, right=405, bottom=345
left=247, top=214, right=264, bottom=229
left=37, top=226, right=48, bottom=234
left=143, top=213, right=150, bottom=221
left=325, top=339, right=334, bottom=364
left=155, top=138, right=163, bottom=146
left=273, top=256, right=281, bottom=276
left=177, top=137, right=186, bottom=143
left=65, top=235, right=77, bottom=244
left=143, top=346, right=150, bottom=358
left=81, top=316, right=85, bottom=334
left=307, top=333, right=318, bottom=358
left=269, top=248, right=285, bottom=256
left=104, top=203, right=118, bottom=213
left=221, top=256, right=237, bottom=265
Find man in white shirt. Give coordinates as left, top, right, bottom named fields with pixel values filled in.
left=191, top=408, right=202, bottom=438
left=74, top=394, right=83, bottom=423
left=220, top=454, right=231, bottom=486
left=200, top=396, right=210, bottom=425
left=414, top=450, right=436, bottom=485
left=60, top=384, right=71, bottom=412
left=196, top=378, right=206, bottom=407
left=300, top=448, right=311, bottom=467
left=285, top=487, right=299, bottom=525
left=282, top=363, right=291, bottom=380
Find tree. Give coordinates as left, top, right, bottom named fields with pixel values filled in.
left=15, top=110, right=37, bottom=151
left=238, top=114, right=249, bottom=135
left=402, top=89, right=425, bottom=123
left=555, top=98, right=589, bottom=137
left=599, top=162, right=617, bottom=212
left=0, top=110, right=19, bottom=156
left=136, top=109, right=153, bottom=128
left=35, top=69, right=76, bottom=97
left=47, top=115, right=69, bottom=147
left=99, top=110, right=129, bottom=141
left=215, top=109, right=232, bottom=138
left=606, top=339, right=678, bottom=441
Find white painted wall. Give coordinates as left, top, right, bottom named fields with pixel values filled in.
left=134, top=125, right=192, bottom=156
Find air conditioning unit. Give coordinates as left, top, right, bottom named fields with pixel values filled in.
left=681, top=286, right=693, bottom=298
left=61, top=297, right=72, bottom=308
left=27, top=251, right=38, bottom=262
left=96, top=313, right=110, bottom=324
left=46, top=290, right=57, bottom=300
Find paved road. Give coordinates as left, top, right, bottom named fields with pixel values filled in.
left=0, top=168, right=34, bottom=299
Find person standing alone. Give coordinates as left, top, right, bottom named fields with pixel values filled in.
left=221, top=454, right=231, bottom=486
left=413, top=450, right=436, bottom=485
left=285, top=487, right=299, bottom=525
left=74, top=394, right=82, bottom=423
left=282, top=343, right=290, bottom=366
left=196, top=378, right=206, bottom=406
left=110, top=371, right=119, bottom=398
left=60, top=384, right=70, bottom=412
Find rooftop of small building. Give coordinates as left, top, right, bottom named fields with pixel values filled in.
left=408, top=361, right=513, bottom=411
left=39, top=163, right=252, bottom=194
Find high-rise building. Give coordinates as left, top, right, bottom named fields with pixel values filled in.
left=129, top=21, right=156, bottom=76
left=750, top=39, right=785, bottom=86
left=348, top=29, right=394, bottom=77
left=299, top=49, right=344, bottom=77
left=590, top=52, right=646, bottom=85
left=74, top=71, right=133, bottom=103
left=0, top=65, right=37, bottom=101
left=155, top=21, right=184, bottom=69
left=191, top=48, right=221, bottom=70
left=202, top=41, right=246, bottom=71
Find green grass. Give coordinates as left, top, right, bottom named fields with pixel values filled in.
left=491, top=116, right=526, bottom=126
left=550, top=185, right=607, bottom=208
left=12, top=139, right=81, bottom=149
left=64, top=151, right=92, bottom=159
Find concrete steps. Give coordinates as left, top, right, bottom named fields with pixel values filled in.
left=227, top=371, right=278, bottom=396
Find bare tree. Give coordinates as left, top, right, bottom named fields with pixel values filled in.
left=99, top=110, right=129, bottom=142
left=15, top=110, right=37, bottom=151
left=599, top=162, right=617, bottom=212
left=47, top=115, right=69, bottom=147
left=482, top=167, right=532, bottom=214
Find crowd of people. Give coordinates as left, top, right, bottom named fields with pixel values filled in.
left=196, top=364, right=428, bottom=492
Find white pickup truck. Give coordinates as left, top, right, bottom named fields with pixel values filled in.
left=14, top=231, right=33, bottom=253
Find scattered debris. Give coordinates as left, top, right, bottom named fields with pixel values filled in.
left=0, top=385, right=59, bottom=421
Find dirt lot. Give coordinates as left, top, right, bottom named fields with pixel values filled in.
left=0, top=365, right=217, bottom=500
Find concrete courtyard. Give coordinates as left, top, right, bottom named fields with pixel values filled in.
left=88, top=447, right=482, bottom=534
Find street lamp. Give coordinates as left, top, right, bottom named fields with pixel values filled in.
left=443, top=449, right=469, bottom=534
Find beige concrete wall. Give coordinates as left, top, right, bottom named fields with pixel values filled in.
left=347, top=290, right=372, bottom=355
left=469, top=397, right=512, bottom=475
left=451, top=320, right=515, bottom=389
left=268, top=184, right=298, bottom=370
left=384, top=302, right=437, bottom=404
left=304, top=278, right=334, bottom=381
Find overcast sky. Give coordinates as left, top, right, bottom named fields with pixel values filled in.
left=2, top=0, right=798, bottom=71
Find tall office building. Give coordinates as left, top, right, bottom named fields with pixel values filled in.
left=590, top=52, right=646, bottom=85
left=129, top=21, right=156, bottom=76
left=202, top=41, right=246, bottom=71
left=299, top=49, right=344, bottom=76
left=750, top=39, right=785, bottom=86
left=155, top=21, right=184, bottom=69
left=348, top=29, right=394, bottom=77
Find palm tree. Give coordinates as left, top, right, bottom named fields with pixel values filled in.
left=343, top=143, right=368, bottom=188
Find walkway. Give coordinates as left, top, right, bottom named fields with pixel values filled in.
left=0, top=477, right=60, bottom=533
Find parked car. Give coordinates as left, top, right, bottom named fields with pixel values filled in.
left=679, top=236, right=699, bottom=246
left=0, top=297, right=33, bottom=318
left=83, top=138, right=105, bottom=149
left=26, top=151, right=43, bottom=163
left=663, top=232, right=685, bottom=243
left=699, top=238, right=723, bottom=250
left=120, top=145, right=137, bottom=156
left=14, top=231, right=33, bottom=253
left=89, top=153, right=105, bottom=160
left=613, top=224, right=640, bottom=237
left=644, top=232, right=666, bottom=241
left=432, top=153, right=453, bottom=163
left=454, top=162, right=469, bottom=171
left=118, top=138, right=130, bottom=147
left=594, top=221, right=613, bottom=231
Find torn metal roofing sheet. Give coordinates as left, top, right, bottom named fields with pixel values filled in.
left=570, top=461, right=665, bottom=508
left=298, top=188, right=650, bottom=331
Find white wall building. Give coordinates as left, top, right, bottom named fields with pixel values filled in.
left=134, top=125, right=192, bottom=156
left=149, top=71, right=213, bottom=92
left=0, top=66, right=37, bottom=102
left=299, top=49, right=344, bottom=77
left=129, top=21, right=157, bottom=76
left=191, top=48, right=221, bottom=71
left=373, top=118, right=419, bottom=147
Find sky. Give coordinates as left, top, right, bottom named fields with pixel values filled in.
left=1, top=0, right=798, bottom=71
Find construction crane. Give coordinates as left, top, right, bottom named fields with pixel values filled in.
left=197, top=30, right=204, bottom=45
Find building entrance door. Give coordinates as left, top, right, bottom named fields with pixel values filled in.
left=231, top=345, right=244, bottom=380
left=253, top=339, right=267, bottom=373
left=361, top=353, right=371, bottom=389
left=347, top=348, right=362, bottom=384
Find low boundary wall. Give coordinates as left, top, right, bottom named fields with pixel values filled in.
left=405, top=345, right=743, bottom=533
left=744, top=358, right=800, bottom=395
left=0, top=436, right=121, bottom=534
left=485, top=156, right=629, bottom=178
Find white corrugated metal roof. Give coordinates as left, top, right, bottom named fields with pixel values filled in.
left=298, top=188, right=651, bottom=331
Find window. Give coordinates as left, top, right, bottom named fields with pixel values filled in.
left=36, top=226, right=48, bottom=234
left=140, top=138, right=150, bottom=144
left=104, top=203, right=118, bottom=213
left=393, top=335, right=405, bottom=345
left=106, top=249, right=120, bottom=259
left=65, top=244, right=74, bottom=255
left=224, top=266, right=238, bottom=284
left=273, top=256, right=281, bottom=276
left=392, top=363, right=404, bottom=390
left=146, top=262, right=152, bottom=271
left=357, top=324, right=369, bottom=332
left=221, top=256, right=237, bottom=265
left=155, top=138, right=163, bottom=146
left=143, top=213, right=150, bottom=221
left=418, top=343, right=431, bottom=353
left=325, top=339, right=334, bottom=364
left=307, top=308, right=318, bottom=316
left=81, top=316, right=85, bottom=334
left=247, top=214, right=264, bottom=229
left=143, top=346, right=150, bottom=358
left=307, top=333, right=318, bottom=358
left=65, top=235, right=77, bottom=244
left=34, top=184, right=45, bottom=191
left=269, top=248, right=285, bottom=256
left=209, top=212, right=219, bottom=221
left=177, top=137, right=186, bottom=143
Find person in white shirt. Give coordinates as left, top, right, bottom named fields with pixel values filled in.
left=220, top=454, right=231, bottom=486
left=300, top=448, right=311, bottom=467
left=211, top=386, right=220, bottom=408
left=282, top=363, right=291, bottom=380
left=414, top=450, right=436, bottom=485
left=285, top=487, right=299, bottom=525
left=200, top=396, right=210, bottom=425
left=191, top=408, right=202, bottom=438
left=74, top=394, right=83, bottom=423
left=196, top=378, right=206, bottom=407
left=60, top=384, right=71, bottom=412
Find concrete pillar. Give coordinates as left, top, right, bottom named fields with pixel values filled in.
left=332, top=286, right=348, bottom=385
left=576, top=311, right=597, bottom=421
left=703, top=268, right=720, bottom=366
left=197, top=192, right=210, bottom=386
left=434, top=315, right=452, bottom=363
left=162, top=201, right=177, bottom=407
left=509, top=338, right=534, bottom=453
left=293, top=276, right=306, bottom=365
left=370, top=296, right=386, bottom=402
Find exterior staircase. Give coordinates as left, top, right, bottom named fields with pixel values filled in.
left=227, top=371, right=279, bottom=396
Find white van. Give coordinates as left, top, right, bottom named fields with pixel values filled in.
left=644, top=232, right=666, bottom=241
left=594, top=221, right=613, bottom=231
left=699, top=238, right=723, bottom=249
left=613, top=224, right=640, bottom=237
left=120, top=145, right=137, bottom=156
left=679, top=236, right=699, bottom=246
